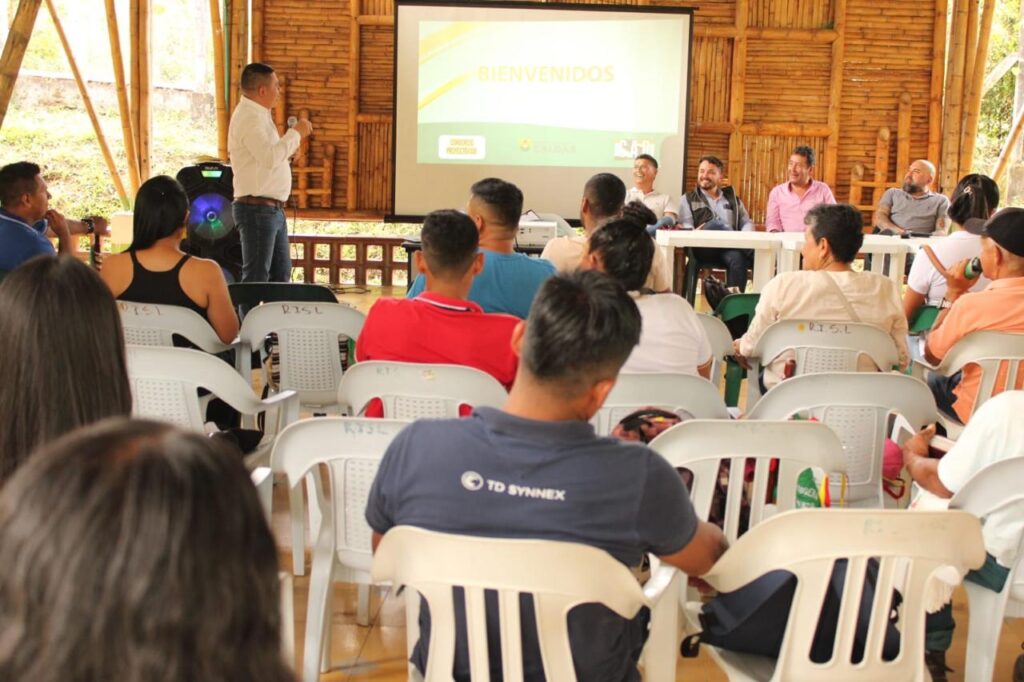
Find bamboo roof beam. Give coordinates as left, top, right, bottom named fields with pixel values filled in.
left=0, top=0, right=43, bottom=129
left=991, top=105, right=1024, bottom=184
left=959, top=0, right=995, bottom=177
left=104, top=0, right=140, bottom=194
left=44, top=0, right=129, bottom=205
left=928, top=0, right=949, bottom=172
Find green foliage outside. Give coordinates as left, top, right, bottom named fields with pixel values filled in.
left=974, top=0, right=1020, bottom=175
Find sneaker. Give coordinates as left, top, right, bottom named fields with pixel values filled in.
left=925, top=650, right=952, bottom=682
left=1013, top=651, right=1024, bottom=682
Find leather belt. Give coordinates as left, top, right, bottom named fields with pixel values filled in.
left=235, top=195, right=284, bottom=208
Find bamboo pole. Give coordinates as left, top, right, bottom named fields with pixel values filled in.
left=848, top=163, right=864, bottom=205
left=960, top=0, right=996, bottom=176
left=346, top=0, right=361, bottom=210
left=208, top=0, right=228, bottom=159
left=228, top=0, right=248, bottom=115
left=897, top=92, right=912, bottom=176
left=104, top=0, right=140, bottom=194
left=928, top=0, right=949, bottom=171
left=991, top=105, right=1024, bottom=184
left=962, top=0, right=979, bottom=127
left=0, top=0, right=43, bottom=128
left=824, top=0, right=847, bottom=188
left=941, top=0, right=970, bottom=192
left=322, top=143, right=335, bottom=208
left=137, top=0, right=150, bottom=179
left=129, top=0, right=140, bottom=173
left=43, top=0, right=129, bottom=205
left=251, top=0, right=264, bottom=63
left=872, top=127, right=891, bottom=206
left=728, top=0, right=749, bottom=189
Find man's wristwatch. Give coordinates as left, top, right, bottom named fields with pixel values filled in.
left=939, top=298, right=954, bottom=310
left=81, top=217, right=95, bottom=234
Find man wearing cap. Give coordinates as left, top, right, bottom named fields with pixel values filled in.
left=925, top=208, right=1024, bottom=425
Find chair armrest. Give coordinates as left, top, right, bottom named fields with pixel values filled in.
left=910, top=357, right=937, bottom=380
left=263, top=390, right=300, bottom=435
left=929, top=435, right=956, bottom=454
left=643, top=560, right=682, bottom=603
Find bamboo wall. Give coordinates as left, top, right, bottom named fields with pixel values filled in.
left=255, top=0, right=945, bottom=223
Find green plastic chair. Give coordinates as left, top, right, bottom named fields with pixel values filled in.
left=908, top=304, right=939, bottom=335
left=713, top=293, right=760, bottom=407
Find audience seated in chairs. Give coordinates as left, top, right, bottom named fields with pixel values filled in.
left=0, top=255, right=131, bottom=485
left=902, top=391, right=1024, bottom=681
left=405, top=178, right=555, bottom=319
left=0, top=418, right=293, bottom=682
left=904, top=174, right=999, bottom=359
left=101, top=175, right=239, bottom=344
left=925, top=207, right=1024, bottom=425
left=582, top=212, right=713, bottom=379
left=357, top=209, right=519, bottom=389
left=733, top=203, right=909, bottom=389
left=365, top=270, right=727, bottom=681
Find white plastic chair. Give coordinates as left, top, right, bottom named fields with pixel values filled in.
left=238, top=301, right=366, bottom=411
left=745, top=373, right=937, bottom=508
left=746, top=320, right=900, bottom=408
left=912, top=330, right=1024, bottom=438
left=651, top=419, right=847, bottom=544
left=336, top=361, right=508, bottom=418
left=592, top=372, right=731, bottom=435
left=370, top=525, right=682, bottom=682
left=689, top=509, right=985, bottom=682
left=949, top=456, right=1024, bottom=682
left=697, top=313, right=734, bottom=390
left=118, top=300, right=238, bottom=354
left=271, top=417, right=407, bottom=682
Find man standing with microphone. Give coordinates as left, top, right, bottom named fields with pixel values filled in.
left=228, top=63, right=312, bottom=282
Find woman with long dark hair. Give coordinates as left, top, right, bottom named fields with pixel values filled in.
left=0, top=255, right=132, bottom=483
left=101, top=175, right=239, bottom=343
left=0, top=418, right=294, bottom=682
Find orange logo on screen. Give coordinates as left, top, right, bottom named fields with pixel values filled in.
left=519, top=138, right=532, bottom=152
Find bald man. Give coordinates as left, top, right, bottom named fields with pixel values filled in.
left=873, top=160, right=950, bottom=236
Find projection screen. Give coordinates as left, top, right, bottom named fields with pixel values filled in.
left=391, top=1, right=693, bottom=221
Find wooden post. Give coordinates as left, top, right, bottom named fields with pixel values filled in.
left=0, top=0, right=43, bottom=128
left=228, top=0, right=249, bottom=115
left=44, top=0, right=129, bottom=205
left=872, top=127, right=891, bottom=206
left=274, top=75, right=286, bottom=135
left=323, top=143, right=336, bottom=208
left=208, top=0, right=228, bottom=160
left=137, top=0, right=151, bottom=179
left=346, top=0, right=361, bottom=210
left=824, top=0, right=847, bottom=189
left=727, top=0, right=748, bottom=192
left=991, top=106, right=1024, bottom=184
left=897, top=92, right=912, bottom=177
left=960, top=0, right=996, bottom=176
left=848, top=163, right=864, bottom=206
left=941, top=0, right=970, bottom=192
left=928, top=0, right=949, bottom=170
left=251, top=0, right=264, bottom=63
left=104, top=0, right=140, bottom=194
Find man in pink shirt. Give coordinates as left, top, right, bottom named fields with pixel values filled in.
left=764, top=145, right=837, bottom=232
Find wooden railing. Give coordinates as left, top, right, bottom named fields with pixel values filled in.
left=289, top=234, right=408, bottom=288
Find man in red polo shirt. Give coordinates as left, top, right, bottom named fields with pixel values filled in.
left=357, top=209, right=519, bottom=389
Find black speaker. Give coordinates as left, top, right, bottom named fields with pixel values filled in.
left=175, top=162, right=242, bottom=281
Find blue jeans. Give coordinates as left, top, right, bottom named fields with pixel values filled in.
left=692, top=219, right=753, bottom=290
left=233, top=202, right=291, bottom=283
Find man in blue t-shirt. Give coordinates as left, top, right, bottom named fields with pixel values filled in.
left=406, top=177, right=555, bottom=318
left=367, top=270, right=728, bottom=681
left=0, top=161, right=106, bottom=272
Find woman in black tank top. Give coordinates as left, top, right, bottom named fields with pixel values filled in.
left=100, top=176, right=239, bottom=343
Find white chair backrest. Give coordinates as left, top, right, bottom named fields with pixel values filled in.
left=371, top=526, right=649, bottom=682
left=651, top=419, right=847, bottom=543
left=272, top=417, right=407, bottom=574
left=118, top=300, right=234, bottom=353
left=933, top=331, right=1024, bottom=420
left=696, top=313, right=733, bottom=389
left=336, top=361, right=507, bottom=418
left=703, top=509, right=984, bottom=681
left=238, top=301, right=366, bottom=406
left=127, top=345, right=295, bottom=431
left=745, top=373, right=937, bottom=507
left=592, top=372, right=730, bottom=436
left=748, top=320, right=900, bottom=406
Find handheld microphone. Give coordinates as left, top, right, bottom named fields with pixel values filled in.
left=287, top=115, right=297, bottom=128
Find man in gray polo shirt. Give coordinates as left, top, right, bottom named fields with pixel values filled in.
left=366, top=270, right=727, bottom=681
left=874, top=159, right=950, bottom=236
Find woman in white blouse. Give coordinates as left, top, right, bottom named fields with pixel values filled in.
left=734, top=203, right=909, bottom=388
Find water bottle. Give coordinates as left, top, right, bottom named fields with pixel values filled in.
left=965, top=256, right=983, bottom=280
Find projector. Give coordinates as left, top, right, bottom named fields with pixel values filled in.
left=517, top=220, right=557, bottom=248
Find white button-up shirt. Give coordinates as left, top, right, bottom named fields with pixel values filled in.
left=228, top=96, right=301, bottom=202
